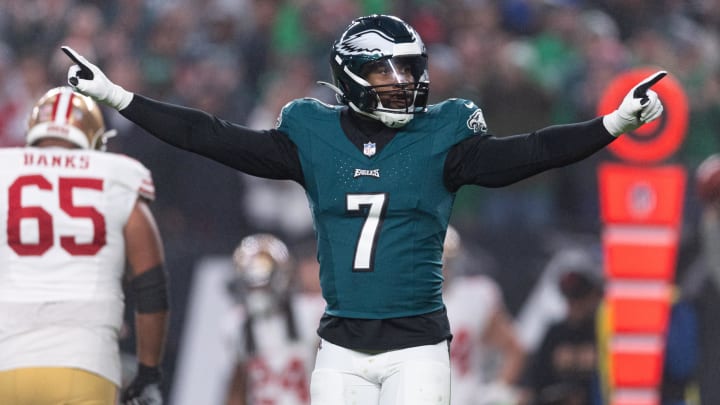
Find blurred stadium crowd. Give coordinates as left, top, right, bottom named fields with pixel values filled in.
left=2, top=0, right=720, bottom=401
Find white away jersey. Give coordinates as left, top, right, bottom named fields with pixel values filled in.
left=223, top=293, right=326, bottom=405
left=0, top=146, right=155, bottom=385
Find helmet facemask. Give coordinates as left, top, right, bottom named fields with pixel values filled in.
left=355, top=56, right=429, bottom=127
left=321, top=15, right=430, bottom=128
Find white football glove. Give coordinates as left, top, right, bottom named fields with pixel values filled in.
left=602, top=70, right=666, bottom=137
left=61, top=46, right=133, bottom=110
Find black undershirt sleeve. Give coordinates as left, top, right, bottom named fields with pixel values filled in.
left=121, top=94, right=305, bottom=185
left=443, top=117, right=616, bottom=192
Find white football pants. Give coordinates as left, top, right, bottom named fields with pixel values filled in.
left=310, top=339, right=451, bottom=405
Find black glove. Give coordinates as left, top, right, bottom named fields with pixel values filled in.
left=121, top=364, right=163, bottom=405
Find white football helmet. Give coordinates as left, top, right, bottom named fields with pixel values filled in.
left=232, top=233, right=293, bottom=294
left=26, top=86, right=116, bottom=150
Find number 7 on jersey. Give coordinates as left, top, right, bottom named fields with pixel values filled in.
left=346, top=193, right=388, bottom=272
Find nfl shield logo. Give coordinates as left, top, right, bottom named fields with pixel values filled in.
left=363, top=142, right=376, bottom=157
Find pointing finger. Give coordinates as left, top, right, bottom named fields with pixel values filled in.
left=61, top=46, right=94, bottom=80
left=633, top=70, right=667, bottom=100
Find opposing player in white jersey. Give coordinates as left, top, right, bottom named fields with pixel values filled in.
left=443, top=226, right=527, bottom=405
left=224, top=234, right=325, bottom=405
left=0, top=87, right=169, bottom=405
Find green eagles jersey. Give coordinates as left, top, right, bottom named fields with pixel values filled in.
left=278, top=98, right=485, bottom=319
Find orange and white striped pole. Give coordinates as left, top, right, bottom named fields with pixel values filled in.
left=596, top=69, right=689, bottom=405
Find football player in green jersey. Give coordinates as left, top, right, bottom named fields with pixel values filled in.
left=62, top=14, right=664, bottom=405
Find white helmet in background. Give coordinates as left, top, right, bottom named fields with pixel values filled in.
left=232, top=233, right=293, bottom=294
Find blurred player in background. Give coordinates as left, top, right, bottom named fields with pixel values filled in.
left=0, top=87, right=169, bottom=405
left=224, top=233, right=325, bottom=405
left=685, top=154, right=720, bottom=404
left=443, top=226, right=526, bottom=405
left=523, top=267, right=604, bottom=405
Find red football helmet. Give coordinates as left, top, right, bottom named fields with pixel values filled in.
left=26, top=86, right=116, bottom=150
left=696, top=154, right=720, bottom=203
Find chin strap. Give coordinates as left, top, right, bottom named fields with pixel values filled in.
left=374, top=110, right=412, bottom=128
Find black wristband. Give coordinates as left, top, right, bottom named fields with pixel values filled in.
left=130, top=264, right=169, bottom=313
left=136, top=363, right=161, bottom=383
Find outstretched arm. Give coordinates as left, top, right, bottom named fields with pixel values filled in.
left=61, top=46, right=304, bottom=183
left=445, top=71, right=666, bottom=191
left=445, top=117, right=613, bottom=190
left=120, top=95, right=304, bottom=183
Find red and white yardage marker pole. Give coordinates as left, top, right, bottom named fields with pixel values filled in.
left=596, top=68, right=689, bottom=405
